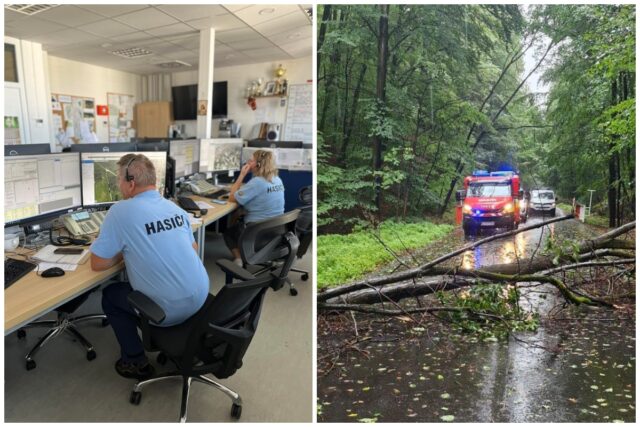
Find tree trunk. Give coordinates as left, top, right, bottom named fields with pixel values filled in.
left=373, top=5, right=389, bottom=215
left=340, top=63, right=367, bottom=164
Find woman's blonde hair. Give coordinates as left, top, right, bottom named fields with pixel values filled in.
left=253, top=150, right=278, bottom=181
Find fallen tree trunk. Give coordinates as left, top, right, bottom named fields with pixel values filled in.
left=319, top=220, right=636, bottom=307
left=318, top=214, right=577, bottom=302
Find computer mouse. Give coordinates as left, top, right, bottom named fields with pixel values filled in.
left=200, top=209, right=208, bottom=215
left=41, top=267, right=65, bottom=278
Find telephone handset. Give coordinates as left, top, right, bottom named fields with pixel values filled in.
left=188, top=179, right=217, bottom=196
left=62, top=210, right=107, bottom=236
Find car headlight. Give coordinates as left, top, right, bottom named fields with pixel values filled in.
left=463, top=204, right=472, bottom=213
left=503, top=202, right=514, bottom=213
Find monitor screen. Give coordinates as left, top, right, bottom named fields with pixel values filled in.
left=5, top=152, right=82, bottom=226
left=172, top=84, right=198, bottom=120
left=212, top=81, right=227, bottom=118
left=199, top=138, right=243, bottom=173
left=4, top=143, right=52, bottom=156
left=80, top=151, right=167, bottom=207
left=69, top=142, right=136, bottom=153
left=169, top=139, right=200, bottom=179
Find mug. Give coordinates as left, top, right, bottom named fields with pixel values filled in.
left=4, top=233, right=20, bottom=251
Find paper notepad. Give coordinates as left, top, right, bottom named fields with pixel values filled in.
left=32, top=245, right=90, bottom=265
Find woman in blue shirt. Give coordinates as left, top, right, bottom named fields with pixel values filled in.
left=224, top=150, right=285, bottom=265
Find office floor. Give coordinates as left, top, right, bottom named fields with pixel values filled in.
left=4, top=232, right=313, bottom=422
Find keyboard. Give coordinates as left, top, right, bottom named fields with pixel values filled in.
left=5, top=258, right=37, bottom=289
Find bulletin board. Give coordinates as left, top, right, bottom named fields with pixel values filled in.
left=51, top=93, right=96, bottom=144
left=107, top=92, right=135, bottom=142
left=283, top=83, right=312, bottom=145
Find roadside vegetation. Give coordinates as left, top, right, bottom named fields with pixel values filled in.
left=317, top=220, right=453, bottom=288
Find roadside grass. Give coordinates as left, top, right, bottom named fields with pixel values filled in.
left=318, top=220, right=454, bottom=289
left=557, top=202, right=610, bottom=229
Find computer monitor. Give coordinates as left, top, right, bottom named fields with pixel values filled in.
left=169, top=139, right=200, bottom=179
left=5, top=143, right=52, bottom=156
left=80, top=151, right=167, bottom=207
left=5, top=152, right=82, bottom=226
left=247, top=139, right=276, bottom=148
left=136, top=141, right=169, bottom=152
left=69, top=143, right=136, bottom=153
left=277, top=141, right=303, bottom=149
left=199, top=138, right=243, bottom=173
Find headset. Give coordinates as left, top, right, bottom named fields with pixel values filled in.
left=125, top=156, right=136, bottom=182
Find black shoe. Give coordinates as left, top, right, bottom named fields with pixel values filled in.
left=115, top=358, right=155, bottom=380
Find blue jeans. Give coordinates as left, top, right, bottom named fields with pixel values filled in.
left=101, top=282, right=146, bottom=364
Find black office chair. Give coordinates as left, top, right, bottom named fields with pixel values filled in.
left=288, top=186, right=312, bottom=284
left=126, top=266, right=288, bottom=422
left=223, top=210, right=301, bottom=295
left=17, top=291, right=108, bottom=370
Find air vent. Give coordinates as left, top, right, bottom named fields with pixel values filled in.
left=156, top=60, right=191, bottom=69
left=110, top=47, right=153, bottom=59
left=5, top=4, right=58, bottom=16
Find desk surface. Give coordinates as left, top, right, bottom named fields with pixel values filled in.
left=4, top=196, right=237, bottom=335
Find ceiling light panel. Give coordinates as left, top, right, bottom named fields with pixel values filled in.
left=111, top=47, right=153, bottom=59
left=5, top=4, right=58, bottom=16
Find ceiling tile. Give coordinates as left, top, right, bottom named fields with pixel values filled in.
left=76, top=5, right=148, bottom=18
left=232, top=5, right=301, bottom=27
left=156, top=5, right=228, bottom=22
left=227, top=38, right=275, bottom=51
left=4, top=17, right=67, bottom=38
left=216, top=27, right=262, bottom=43
left=279, top=38, right=313, bottom=57
left=109, top=32, right=155, bottom=44
left=145, top=23, right=198, bottom=38
left=253, top=11, right=310, bottom=37
left=114, top=7, right=180, bottom=31
left=77, top=19, right=139, bottom=38
left=267, top=25, right=311, bottom=45
left=242, top=46, right=288, bottom=59
left=36, top=5, right=104, bottom=27
left=4, top=9, right=28, bottom=23
left=222, top=5, right=253, bottom=13
left=185, top=14, right=247, bottom=32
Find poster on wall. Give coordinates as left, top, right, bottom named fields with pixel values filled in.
left=51, top=93, right=97, bottom=146
left=283, top=83, right=312, bottom=146
left=107, top=93, right=135, bottom=142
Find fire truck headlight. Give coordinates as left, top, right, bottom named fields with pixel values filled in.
left=503, top=203, right=514, bottom=213
left=463, top=204, right=472, bottom=214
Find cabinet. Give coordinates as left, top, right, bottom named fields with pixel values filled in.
left=135, top=101, right=173, bottom=138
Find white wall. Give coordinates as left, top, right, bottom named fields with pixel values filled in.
left=171, top=56, right=311, bottom=139
left=47, top=56, right=142, bottom=143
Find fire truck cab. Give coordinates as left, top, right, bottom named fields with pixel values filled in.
left=456, top=170, right=523, bottom=237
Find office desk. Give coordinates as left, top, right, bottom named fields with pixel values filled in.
left=186, top=195, right=237, bottom=259
left=4, top=257, right=123, bottom=335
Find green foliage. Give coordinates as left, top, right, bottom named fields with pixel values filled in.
left=317, top=220, right=453, bottom=288
left=437, top=283, right=539, bottom=339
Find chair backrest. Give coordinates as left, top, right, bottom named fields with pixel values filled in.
left=295, top=186, right=312, bottom=258
left=182, top=276, right=274, bottom=380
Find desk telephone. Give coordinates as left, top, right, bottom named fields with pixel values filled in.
left=62, top=210, right=107, bottom=236
left=188, top=179, right=217, bottom=196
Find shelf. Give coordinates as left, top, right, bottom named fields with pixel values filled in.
left=246, top=94, right=287, bottom=99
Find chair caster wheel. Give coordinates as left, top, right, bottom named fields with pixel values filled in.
left=26, top=359, right=36, bottom=370
left=130, top=391, right=142, bottom=405
left=157, top=353, right=168, bottom=365
left=17, top=329, right=26, bottom=339
left=289, top=288, right=298, bottom=296
left=87, top=350, right=97, bottom=361
left=301, top=273, right=309, bottom=281
left=101, top=318, right=110, bottom=327
left=231, top=403, right=242, bottom=419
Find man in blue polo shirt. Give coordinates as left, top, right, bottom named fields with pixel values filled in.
left=91, top=153, right=209, bottom=380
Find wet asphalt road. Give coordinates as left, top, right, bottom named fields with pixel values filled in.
left=318, top=210, right=635, bottom=423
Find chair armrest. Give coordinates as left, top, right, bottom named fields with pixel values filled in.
left=216, top=259, right=256, bottom=281
left=227, top=273, right=275, bottom=291
left=128, top=290, right=166, bottom=324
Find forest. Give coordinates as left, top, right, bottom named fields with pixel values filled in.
left=317, top=4, right=635, bottom=231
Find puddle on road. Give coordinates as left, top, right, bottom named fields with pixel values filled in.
left=318, top=310, right=635, bottom=423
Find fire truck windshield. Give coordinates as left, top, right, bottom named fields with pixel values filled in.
left=468, top=182, right=511, bottom=197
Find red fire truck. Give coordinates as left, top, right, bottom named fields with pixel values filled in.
left=455, top=170, right=523, bottom=237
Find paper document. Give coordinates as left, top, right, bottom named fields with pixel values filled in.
left=32, top=245, right=90, bottom=265
left=195, top=201, right=214, bottom=210
left=37, top=262, right=78, bottom=272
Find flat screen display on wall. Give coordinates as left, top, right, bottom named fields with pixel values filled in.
left=171, top=82, right=227, bottom=120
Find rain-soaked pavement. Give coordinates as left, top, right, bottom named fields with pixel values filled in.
left=318, top=212, right=635, bottom=422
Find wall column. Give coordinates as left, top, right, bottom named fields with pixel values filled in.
left=196, top=28, right=215, bottom=138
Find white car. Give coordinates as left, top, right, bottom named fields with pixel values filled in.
left=530, top=189, right=556, bottom=216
